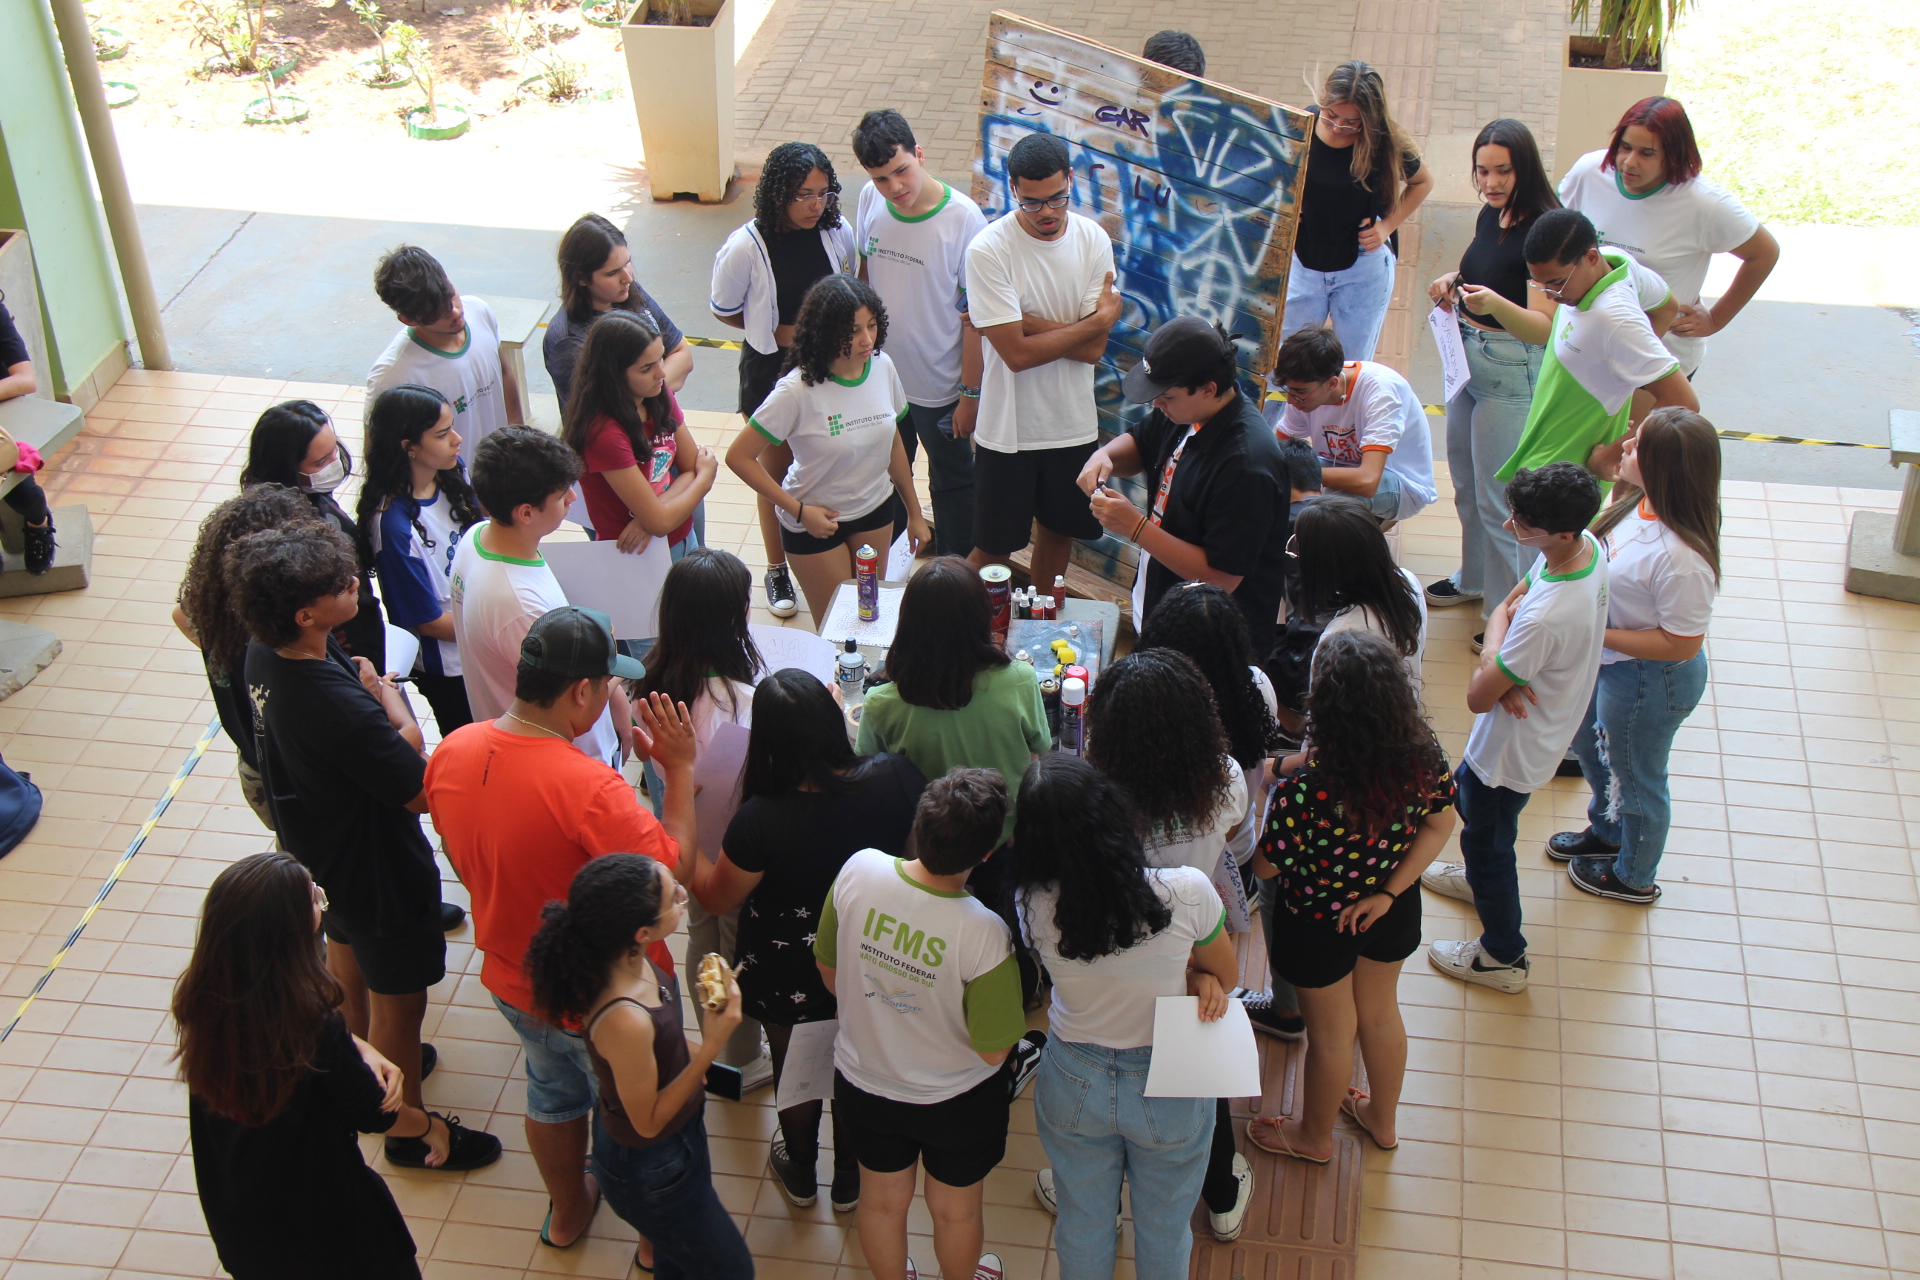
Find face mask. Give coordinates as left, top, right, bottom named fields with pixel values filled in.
left=306, top=456, right=347, bottom=494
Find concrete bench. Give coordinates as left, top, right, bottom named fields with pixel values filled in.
left=477, top=295, right=552, bottom=429
left=0, top=391, right=93, bottom=598
left=1844, top=410, right=1920, bottom=604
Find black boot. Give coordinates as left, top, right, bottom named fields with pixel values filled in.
left=23, top=520, right=56, bottom=575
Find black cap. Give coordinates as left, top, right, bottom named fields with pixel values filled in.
left=521, top=606, right=647, bottom=681
left=1120, top=316, right=1239, bottom=403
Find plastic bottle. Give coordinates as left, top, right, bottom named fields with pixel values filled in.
left=1060, top=676, right=1087, bottom=755
left=836, top=638, right=867, bottom=709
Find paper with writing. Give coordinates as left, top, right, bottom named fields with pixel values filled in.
left=772, top=1019, right=840, bottom=1112
left=748, top=624, right=840, bottom=686
left=1427, top=305, right=1470, bottom=404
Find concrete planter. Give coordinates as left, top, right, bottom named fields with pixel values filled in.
left=1555, top=36, right=1666, bottom=180
left=621, top=0, right=734, bottom=202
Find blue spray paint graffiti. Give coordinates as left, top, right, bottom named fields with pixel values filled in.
left=970, top=13, right=1313, bottom=585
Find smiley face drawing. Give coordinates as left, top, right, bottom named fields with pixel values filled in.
left=1028, top=79, right=1066, bottom=106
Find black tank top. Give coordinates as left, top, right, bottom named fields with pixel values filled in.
left=584, top=963, right=702, bottom=1149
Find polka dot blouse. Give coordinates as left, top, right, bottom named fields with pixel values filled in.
left=1259, top=761, right=1457, bottom=920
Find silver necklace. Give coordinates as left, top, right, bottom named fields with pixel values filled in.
left=503, top=711, right=569, bottom=740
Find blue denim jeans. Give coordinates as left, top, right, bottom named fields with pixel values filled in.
left=1445, top=321, right=1543, bottom=619
left=1455, top=761, right=1533, bottom=965
left=593, top=1111, right=754, bottom=1280
left=1284, top=245, right=1396, bottom=362
left=491, top=993, right=596, bottom=1123
left=900, top=400, right=976, bottom=558
left=1036, top=1040, right=1211, bottom=1280
left=1570, top=653, right=1709, bottom=890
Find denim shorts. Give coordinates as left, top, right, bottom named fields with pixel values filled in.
left=492, top=993, right=597, bottom=1124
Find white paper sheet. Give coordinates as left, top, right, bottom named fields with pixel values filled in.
left=1143, top=996, right=1262, bottom=1098
left=540, top=535, right=673, bottom=642
left=772, top=1019, right=840, bottom=1112
left=691, top=721, right=751, bottom=864
left=748, top=623, right=839, bottom=687
left=886, top=530, right=913, bottom=581
left=1427, top=305, right=1470, bottom=404
left=816, top=583, right=905, bottom=647
left=1130, top=550, right=1151, bottom=631
left=383, top=624, right=420, bottom=680
left=565, top=491, right=595, bottom=535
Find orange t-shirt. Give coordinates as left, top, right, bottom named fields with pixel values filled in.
left=425, top=722, right=680, bottom=1017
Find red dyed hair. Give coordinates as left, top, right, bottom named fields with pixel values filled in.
left=1600, top=96, right=1703, bottom=187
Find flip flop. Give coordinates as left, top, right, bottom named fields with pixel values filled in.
left=1246, top=1116, right=1330, bottom=1165
left=1341, top=1088, right=1398, bottom=1151
left=539, top=1182, right=602, bottom=1248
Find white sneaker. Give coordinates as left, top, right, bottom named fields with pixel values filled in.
left=973, top=1253, right=1004, bottom=1280
left=1427, top=939, right=1529, bottom=993
left=1208, top=1152, right=1255, bottom=1242
left=1035, top=1168, right=1123, bottom=1231
left=738, top=1051, right=774, bottom=1094
left=1419, top=863, right=1476, bottom=903
left=904, top=1259, right=917, bottom=1280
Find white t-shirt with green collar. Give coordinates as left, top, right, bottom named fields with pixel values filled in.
left=751, top=355, right=909, bottom=534
left=855, top=181, right=988, bottom=407
left=367, top=295, right=509, bottom=469
left=816, top=848, right=1026, bottom=1104
left=1497, top=250, right=1676, bottom=482
left=1463, top=532, right=1609, bottom=793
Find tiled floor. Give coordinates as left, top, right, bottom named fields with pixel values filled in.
left=1, top=370, right=1917, bottom=1280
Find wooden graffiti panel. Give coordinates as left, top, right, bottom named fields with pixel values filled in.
left=970, top=11, right=1313, bottom=587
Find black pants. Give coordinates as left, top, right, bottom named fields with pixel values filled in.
left=4, top=477, right=49, bottom=525
left=410, top=672, right=473, bottom=736
left=1202, top=1097, right=1238, bottom=1213
left=765, top=1022, right=858, bottom=1180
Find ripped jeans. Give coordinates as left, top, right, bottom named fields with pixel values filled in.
left=1569, top=653, right=1709, bottom=891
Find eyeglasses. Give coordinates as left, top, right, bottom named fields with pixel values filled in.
left=1533, top=267, right=1580, bottom=301
left=792, top=188, right=831, bottom=206
left=1284, top=534, right=1299, bottom=559
left=1321, top=111, right=1364, bottom=133
left=311, top=882, right=330, bottom=913
left=1015, top=193, right=1071, bottom=213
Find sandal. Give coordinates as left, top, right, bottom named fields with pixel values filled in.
left=1341, top=1088, right=1398, bottom=1151
left=1246, top=1116, right=1330, bottom=1165
left=539, top=1181, right=602, bottom=1248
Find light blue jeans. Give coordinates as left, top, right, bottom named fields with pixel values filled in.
left=1445, top=320, right=1543, bottom=619
left=1285, top=245, right=1396, bottom=361
left=1036, top=1040, right=1211, bottom=1280
left=1569, top=653, right=1710, bottom=890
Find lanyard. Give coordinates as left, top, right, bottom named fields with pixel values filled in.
left=1149, top=426, right=1200, bottom=528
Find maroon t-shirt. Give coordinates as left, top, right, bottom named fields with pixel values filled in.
left=579, top=388, right=693, bottom=546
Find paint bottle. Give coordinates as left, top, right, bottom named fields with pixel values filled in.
left=836, top=639, right=867, bottom=709
left=981, top=564, right=1012, bottom=647
left=855, top=543, right=881, bottom=621
left=1014, top=587, right=1030, bottom=620
left=1060, top=677, right=1087, bottom=755
left=1052, top=574, right=1068, bottom=610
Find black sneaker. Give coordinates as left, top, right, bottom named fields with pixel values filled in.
left=1546, top=829, right=1618, bottom=863
left=386, top=1112, right=502, bottom=1171
left=1230, top=988, right=1306, bottom=1041
left=1567, top=856, right=1660, bottom=904
left=22, top=521, right=55, bottom=575
left=1006, top=1030, right=1046, bottom=1101
left=1424, top=577, right=1481, bottom=608
left=439, top=902, right=466, bottom=932
left=830, top=1164, right=860, bottom=1213
left=420, top=1043, right=437, bottom=1080
left=768, top=1136, right=818, bottom=1208
left=764, top=563, right=798, bottom=618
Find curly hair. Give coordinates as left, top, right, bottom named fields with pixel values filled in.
left=787, top=276, right=889, bottom=386
left=1302, top=629, right=1446, bottom=843
left=1084, top=649, right=1234, bottom=838
left=355, top=384, right=483, bottom=567
left=1138, top=582, right=1281, bottom=772
left=225, top=525, right=362, bottom=650
left=1010, top=754, right=1172, bottom=963
left=526, top=854, right=667, bottom=1023
left=754, top=142, right=842, bottom=240
left=179, top=486, right=328, bottom=677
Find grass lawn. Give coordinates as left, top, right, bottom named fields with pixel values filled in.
left=1666, top=0, right=1920, bottom=225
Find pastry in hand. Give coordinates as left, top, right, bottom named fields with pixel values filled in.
left=696, top=953, right=734, bottom=1010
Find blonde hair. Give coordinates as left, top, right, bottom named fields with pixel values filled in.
left=1592, top=408, right=1722, bottom=583
left=1319, top=60, right=1419, bottom=217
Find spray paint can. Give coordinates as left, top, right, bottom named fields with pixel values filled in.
left=836, top=638, right=867, bottom=709
left=1060, top=677, right=1087, bottom=755
left=980, top=564, right=1012, bottom=647
left=1039, top=675, right=1061, bottom=742
left=1063, top=663, right=1090, bottom=692
left=855, top=543, right=881, bottom=621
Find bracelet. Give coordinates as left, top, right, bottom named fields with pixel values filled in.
left=1377, top=887, right=1398, bottom=900
left=959, top=385, right=981, bottom=399
left=1131, top=514, right=1149, bottom=544
left=793, top=501, right=806, bottom=521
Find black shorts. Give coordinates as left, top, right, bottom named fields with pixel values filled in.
left=834, top=1067, right=1009, bottom=1188
left=322, top=909, right=447, bottom=996
left=779, top=492, right=904, bottom=556
left=972, top=441, right=1102, bottom=555
left=738, top=343, right=789, bottom=417
left=1266, top=885, right=1422, bottom=990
